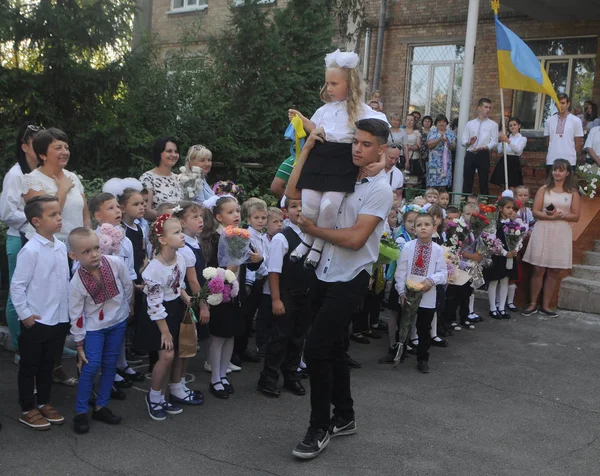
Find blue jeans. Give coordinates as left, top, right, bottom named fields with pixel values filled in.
left=6, top=234, right=22, bottom=350
left=75, top=319, right=127, bottom=413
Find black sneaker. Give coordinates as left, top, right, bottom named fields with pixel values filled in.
left=540, top=309, right=559, bottom=318
left=292, top=428, right=330, bottom=459
left=257, top=378, right=281, bottom=398
left=346, top=354, right=362, bottom=369
left=521, top=307, right=538, bottom=317
left=328, top=417, right=356, bottom=438
left=73, top=413, right=90, bottom=434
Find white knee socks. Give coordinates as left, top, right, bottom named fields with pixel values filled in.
left=294, top=189, right=322, bottom=257
left=488, top=278, right=509, bottom=311
left=209, top=336, right=226, bottom=390
left=488, top=281, right=498, bottom=312
left=307, top=191, right=345, bottom=263
left=507, top=283, right=516, bottom=305
left=497, top=278, right=509, bottom=312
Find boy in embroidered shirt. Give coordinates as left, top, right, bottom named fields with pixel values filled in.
left=394, top=212, right=447, bottom=373
left=68, top=228, right=134, bottom=434
left=11, top=195, right=70, bottom=430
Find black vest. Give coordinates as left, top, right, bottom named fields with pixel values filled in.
left=185, top=242, right=206, bottom=287
left=280, top=227, right=309, bottom=292
left=124, top=223, right=145, bottom=283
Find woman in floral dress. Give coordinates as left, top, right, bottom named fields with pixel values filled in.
left=426, top=114, right=456, bottom=189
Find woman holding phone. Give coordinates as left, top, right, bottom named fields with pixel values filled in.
left=522, top=159, right=580, bottom=317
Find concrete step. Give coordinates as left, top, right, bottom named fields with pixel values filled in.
left=558, top=277, right=600, bottom=314
left=571, top=264, right=600, bottom=281
left=594, top=240, right=600, bottom=252
left=583, top=251, right=600, bottom=266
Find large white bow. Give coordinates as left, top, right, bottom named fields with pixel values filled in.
left=324, top=49, right=359, bottom=69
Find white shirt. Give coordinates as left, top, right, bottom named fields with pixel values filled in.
left=497, top=133, right=527, bottom=156
left=179, top=234, right=199, bottom=269
left=544, top=113, right=584, bottom=165
left=20, top=169, right=85, bottom=244
left=584, top=126, right=600, bottom=157
left=10, top=232, right=70, bottom=325
left=394, top=239, right=447, bottom=309
left=461, top=117, right=499, bottom=152
left=143, top=253, right=187, bottom=321
left=385, top=166, right=404, bottom=191
left=388, top=129, right=407, bottom=145
left=0, top=164, right=28, bottom=237
left=261, top=231, right=282, bottom=295
left=69, top=255, right=134, bottom=343
left=316, top=171, right=393, bottom=283
left=310, top=101, right=390, bottom=143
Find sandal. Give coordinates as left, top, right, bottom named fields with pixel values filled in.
left=460, top=320, right=475, bottom=330
left=451, top=322, right=462, bottom=331
left=52, top=366, right=77, bottom=386
left=303, top=249, right=322, bottom=272
left=431, top=336, right=449, bottom=348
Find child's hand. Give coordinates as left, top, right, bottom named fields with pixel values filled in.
left=305, top=127, right=326, bottom=149
left=365, top=158, right=385, bottom=177
left=421, top=280, right=433, bottom=292
left=76, top=346, right=88, bottom=373
left=272, top=299, right=285, bottom=316
left=161, top=331, right=174, bottom=351
left=22, top=314, right=40, bottom=328
left=399, top=295, right=406, bottom=306
left=249, top=250, right=263, bottom=263
left=506, top=251, right=517, bottom=258
left=288, top=109, right=306, bottom=122
left=199, top=302, right=210, bottom=324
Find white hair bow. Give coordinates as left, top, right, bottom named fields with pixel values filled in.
left=202, top=194, right=235, bottom=212
left=325, top=49, right=360, bottom=69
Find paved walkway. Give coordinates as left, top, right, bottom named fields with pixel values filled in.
left=1, top=304, right=599, bottom=476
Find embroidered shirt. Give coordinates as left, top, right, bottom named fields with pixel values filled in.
left=142, top=253, right=187, bottom=321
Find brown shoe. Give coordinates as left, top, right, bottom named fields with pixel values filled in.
left=19, top=409, right=51, bottom=431
left=38, top=404, right=65, bottom=425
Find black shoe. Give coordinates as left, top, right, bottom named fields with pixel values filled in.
left=221, top=378, right=235, bottom=394
left=418, top=361, right=430, bottom=373
left=362, top=330, right=381, bottom=340
left=349, top=333, right=370, bottom=344
left=407, top=339, right=418, bottom=355
left=431, top=336, right=449, bottom=348
left=296, top=368, right=309, bottom=379
left=241, top=348, right=261, bottom=362
left=292, top=428, right=330, bottom=460
left=499, top=310, right=511, bottom=320
left=73, top=413, right=90, bottom=434
left=92, top=407, right=121, bottom=425
left=328, top=417, right=356, bottom=438
left=346, top=354, right=362, bottom=369
left=521, top=307, right=538, bottom=316
left=490, top=310, right=502, bottom=319
left=209, top=382, right=229, bottom=399
left=257, top=379, right=281, bottom=398
left=169, top=389, right=204, bottom=406
left=540, top=308, right=559, bottom=318
left=230, top=353, right=242, bottom=368
left=117, top=366, right=146, bottom=382
left=110, top=387, right=127, bottom=400
left=284, top=380, right=306, bottom=396
left=507, top=303, right=518, bottom=312
left=113, top=378, right=132, bottom=389
left=378, top=346, right=397, bottom=364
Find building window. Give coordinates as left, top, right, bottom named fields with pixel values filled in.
left=170, top=0, right=208, bottom=13
left=406, top=45, right=465, bottom=122
left=233, top=0, right=276, bottom=6
left=512, top=37, right=597, bottom=130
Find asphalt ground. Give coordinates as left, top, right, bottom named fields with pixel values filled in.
left=1, top=302, right=599, bottom=476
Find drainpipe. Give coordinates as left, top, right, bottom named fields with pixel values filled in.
left=372, top=0, right=387, bottom=91
left=362, top=27, right=372, bottom=85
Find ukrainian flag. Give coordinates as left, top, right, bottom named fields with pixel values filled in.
left=495, top=15, right=559, bottom=106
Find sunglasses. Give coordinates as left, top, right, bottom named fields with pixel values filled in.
left=388, top=144, right=401, bottom=149
left=22, top=125, right=44, bottom=142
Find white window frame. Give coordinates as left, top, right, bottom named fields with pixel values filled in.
left=233, top=0, right=276, bottom=6
left=169, top=0, right=208, bottom=14
left=515, top=53, right=596, bottom=131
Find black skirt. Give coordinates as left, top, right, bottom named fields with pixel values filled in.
left=490, top=154, right=523, bottom=187
left=209, top=299, right=242, bottom=338
left=483, top=255, right=519, bottom=282
left=296, top=142, right=356, bottom=193
left=135, top=298, right=184, bottom=352
left=387, top=279, right=401, bottom=312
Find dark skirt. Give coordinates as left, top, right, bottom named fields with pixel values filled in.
left=490, top=154, right=523, bottom=187
left=135, top=298, right=184, bottom=352
left=484, top=255, right=519, bottom=282
left=296, top=141, right=356, bottom=193
left=209, top=299, right=242, bottom=338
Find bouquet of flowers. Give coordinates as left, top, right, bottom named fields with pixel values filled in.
left=478, top=203, right=497, bottom=224
left=442, top=246, right=459, bottom=284
left=376, top=232, right=401, bottom=266
left=477, top=231, right=504, bottom=267
left=470, top=212, right=492, bottom=238
left=217, top=225, right=251, bottom=266
left=576, top=163, right=600, bottom=199
left=179, top=165, right=205, bottom=200
left=444, top=217, right=469, bottom=255
left=393, top=278, right=427, bottom=368
left=97, top=224, right=124, bottom=255
left=502, top=219, right=527, bottom=270
left=193, top=267, right=240, bottom=306
left=462, top=259, right=485, bottom=289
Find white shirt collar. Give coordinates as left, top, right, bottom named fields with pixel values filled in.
left=184, top=233, right=200, bottom=248
left=33, top=232, right=54, bottom=247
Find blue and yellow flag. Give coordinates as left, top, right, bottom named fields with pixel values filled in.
left=493, top=2, right=559, bottom=106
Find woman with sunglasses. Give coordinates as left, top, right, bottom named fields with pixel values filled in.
left=0, top=124, right=44, bottom=364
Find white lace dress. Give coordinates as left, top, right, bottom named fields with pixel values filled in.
left=21, top=169, right=85, bottom=244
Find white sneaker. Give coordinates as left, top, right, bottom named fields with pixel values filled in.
left=228, top=362, right=241, bottom=372
left=204, top=361, right=232, bottom=374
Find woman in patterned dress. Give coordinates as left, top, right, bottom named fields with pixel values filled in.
left=140, top=136, right=184, bottom=220
left=426, top=114, right=456, bottom=189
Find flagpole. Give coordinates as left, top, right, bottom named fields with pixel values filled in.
left=499, top=87, right=509, bottom=189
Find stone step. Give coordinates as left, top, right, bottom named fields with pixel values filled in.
left=594, top=240, right=600, bottom=252
left=583, top=251, right=600, bottom=266
left=558, top=277, right=600, bottom=314
left=572, top=264, right=600, bottom=281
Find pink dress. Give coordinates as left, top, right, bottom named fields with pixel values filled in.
left=523, top=190, right=573, bottom=269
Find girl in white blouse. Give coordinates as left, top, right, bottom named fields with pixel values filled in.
left=490, top=117, right=528, bottom=189
left=138, top=215, right=192, bottom=421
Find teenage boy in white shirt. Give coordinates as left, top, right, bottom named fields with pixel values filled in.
left=11, top=195, right=70, bottom=430
left=461, top=97, right=499, bottom=195
left=544, top=93, right=584, bottom=174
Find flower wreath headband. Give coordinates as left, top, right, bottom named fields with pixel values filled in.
left=325, top=49, right=360, bottom=69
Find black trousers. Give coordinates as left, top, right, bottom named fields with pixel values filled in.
left=463, top=150, right=491, bottom=195
left=444, top=283, right=473, bottom=325
left=260, top=289, right=310, bottom=385
left=234, top=278, right=265, bottom=356
left=415, top=307, right=435, bottom=362
left=18, top=322, right=60, bottom=411
left=304, top=271, right=369, bottom=431
left=351, top=289, right=381, bottom=333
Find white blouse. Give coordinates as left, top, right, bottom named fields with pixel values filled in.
left=497, top=133, right=527, bottom=156
left=0, top=163, right=27, bottom=237
left=21, top=169, right=85, bottom=243
left=310, top=101, right=390, bottom=143
left=142, top=253, right=189, bottom=321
